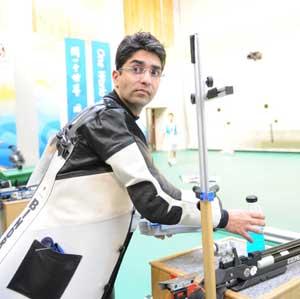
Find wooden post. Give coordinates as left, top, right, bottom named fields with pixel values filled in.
left=200, top=200, right=216, bottom=299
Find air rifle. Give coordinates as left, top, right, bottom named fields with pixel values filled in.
left=216, top=238, right=300, bottom=294
left=159, top=238, right=300, bottom=299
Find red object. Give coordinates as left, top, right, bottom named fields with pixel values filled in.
left=169, top=274, right=205, bottom=299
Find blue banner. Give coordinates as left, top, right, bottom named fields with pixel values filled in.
left=91, top=41, right=112, bottom=103
left=37, top=94, right=60, bottom=156
left=65, top=38, right=88, bottom=122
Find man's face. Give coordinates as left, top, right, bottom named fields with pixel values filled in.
left=112, top=50, right=162, bottom=116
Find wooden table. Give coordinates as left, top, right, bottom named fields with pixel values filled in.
left=2, top=199, right=29, bottom=231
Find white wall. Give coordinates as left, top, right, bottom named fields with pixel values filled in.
left=8, top=0, right=38, bottom=166
left=176, top=0, right=300, bottom=150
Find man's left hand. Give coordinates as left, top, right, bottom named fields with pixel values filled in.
left=225, top=209, right=265, bottom=242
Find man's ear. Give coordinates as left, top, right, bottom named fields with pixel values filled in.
left=112, top=70, right=119, bottom=88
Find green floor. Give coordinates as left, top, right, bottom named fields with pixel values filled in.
left=115, top=149, right=300, bottom=298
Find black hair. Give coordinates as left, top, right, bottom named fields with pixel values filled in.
left=115, top=32, right=166, bottom=70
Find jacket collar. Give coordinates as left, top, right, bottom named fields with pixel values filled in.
left=104, top=90, right=139, bottom=121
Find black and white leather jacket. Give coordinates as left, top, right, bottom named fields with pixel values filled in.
left=57, top=90, right=228, bottom=228
left=0, top=90, right=228, bottom=299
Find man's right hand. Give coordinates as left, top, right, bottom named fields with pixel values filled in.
left=225, top=209, right=266, bottom=242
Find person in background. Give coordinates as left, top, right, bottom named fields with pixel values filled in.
left=164, top=112, right=178, bottom=166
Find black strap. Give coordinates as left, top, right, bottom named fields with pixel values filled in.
left=101, top=210, right=135, bottom=299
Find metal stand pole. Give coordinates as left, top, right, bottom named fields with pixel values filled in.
left=190, top=33, right=217, bottom=299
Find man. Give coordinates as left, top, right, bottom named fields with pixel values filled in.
left=0, top=32, right=265, bottom=299
left=109, top=31, right=264, bottom=240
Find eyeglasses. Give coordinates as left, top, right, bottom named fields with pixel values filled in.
left=118, top=66, right=163, bottom=78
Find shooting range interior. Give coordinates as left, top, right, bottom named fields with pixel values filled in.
left=1, top=0, right=300, bottom=298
